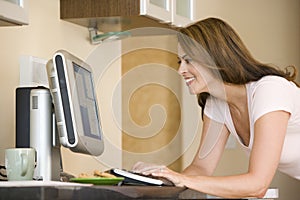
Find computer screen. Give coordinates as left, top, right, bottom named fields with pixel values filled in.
left=73, top=62, right=102, bottom=140
left=46, top=50, right=104, bottom=156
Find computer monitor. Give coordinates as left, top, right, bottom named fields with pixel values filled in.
left=46, top=50, right=104, bottom=156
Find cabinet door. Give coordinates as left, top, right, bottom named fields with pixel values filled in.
left=172, top=0, right=195, bottom=27
left=140, top=0, right=172, bottom=24
left=0, top=0, right=28, bottom=26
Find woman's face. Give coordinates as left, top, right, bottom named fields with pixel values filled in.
left=177, top=44, right=210, bottom=94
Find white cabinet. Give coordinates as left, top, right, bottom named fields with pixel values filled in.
left=0, top=0, right=29, bottom=26
left=172, top=0, right=195, bottom=27
left=140, top=0, right=195, bottom=27
left=140, top=0, right=172, bottom=23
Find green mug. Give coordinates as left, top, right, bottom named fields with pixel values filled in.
left=5, top=148, right=36, bottom=181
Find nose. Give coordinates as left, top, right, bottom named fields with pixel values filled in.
left=178, top=62, right=187, bottom=75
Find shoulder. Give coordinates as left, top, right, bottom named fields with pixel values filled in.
left=247, top=75, right=296, bottom=97
left=251, top=75, right=291, bottom=87
left=247, top=76, right=298, bottom=122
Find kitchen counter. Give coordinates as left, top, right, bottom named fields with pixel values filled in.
left=0, top=181, right=278, bottom=200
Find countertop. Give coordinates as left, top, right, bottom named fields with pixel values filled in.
left=0, top=181, right=279, bottom=200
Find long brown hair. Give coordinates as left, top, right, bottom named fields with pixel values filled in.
left=178, top=17, right=298, bottom=111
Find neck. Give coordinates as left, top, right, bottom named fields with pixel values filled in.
left=226, top=84, right=247, bottom=112
left=210, top=83, right=247, bottom=111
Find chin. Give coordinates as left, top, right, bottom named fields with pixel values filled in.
left=188, top=86, right=204, bottom=95
left=188, top=88, right=197, bottom=95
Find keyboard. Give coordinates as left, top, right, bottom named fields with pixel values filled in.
left=110, top=168, right=174, bottom=186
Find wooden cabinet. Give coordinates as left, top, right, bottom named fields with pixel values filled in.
left=60, top=0, right=195, bottom=32
left=60, top=0, right=167, bottom=32
left=0, top=0, right=29, bottom=26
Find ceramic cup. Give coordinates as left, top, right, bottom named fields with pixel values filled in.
left=5, top=148, right=36, bottom=181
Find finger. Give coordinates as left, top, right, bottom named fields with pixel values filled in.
left=132, top=162, right=156, bottom=173
left=132, top=162, right=165, bottom=174
left=140, top=167, right=164, bottom=175
left=151, top=166, right=168, bottom=175
left=144, top=165, right=166, bottom=174
left=132, top=161, right=144, bottom=171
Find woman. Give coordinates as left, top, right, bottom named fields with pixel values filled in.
left=132, top=17, right=300, bottom=198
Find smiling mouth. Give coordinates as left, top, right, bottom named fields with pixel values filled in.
left=185, top=77, right=195, bottom=85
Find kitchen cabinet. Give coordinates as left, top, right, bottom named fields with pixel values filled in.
left=60, top=0, right=195, bottom=32
left=141, top=0, right=172, bottom=24
left=142, top=0, right=195, bottom=27
left=172, top=0, right=195, bottom=27
left=0, top=0, right=29, bottom=26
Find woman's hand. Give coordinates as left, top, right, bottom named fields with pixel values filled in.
left=132, top=161, right=164, bottom=175
left=132, top=162, right=186, bottom=187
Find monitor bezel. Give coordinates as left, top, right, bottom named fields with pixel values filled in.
left=46, top=50, right=104, bottom=156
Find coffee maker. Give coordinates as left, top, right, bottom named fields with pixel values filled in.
left=16, top=86, right=61, bottom=181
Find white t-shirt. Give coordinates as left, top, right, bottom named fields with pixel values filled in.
left=204, top=75, right=300, bottom=180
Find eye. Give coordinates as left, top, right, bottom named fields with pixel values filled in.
left=184, top=58, right=193, bottom=64
left=177, top=56, right=193, bottom=64
left=177, top=56, right=182, bottom=64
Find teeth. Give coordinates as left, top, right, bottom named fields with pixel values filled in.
left=185, top=77, right=195, bottom=84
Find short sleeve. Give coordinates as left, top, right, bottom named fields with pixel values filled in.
left=250, top=76, right=294, bottom=123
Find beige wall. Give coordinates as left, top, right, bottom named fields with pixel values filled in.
left=195, top=0, right=300, bottom=82
left=0, top=0, right=299, bottom=199
left=0, top=0, right=103, bottom=175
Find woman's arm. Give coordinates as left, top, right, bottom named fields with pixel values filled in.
left=132, top=115, right=229, bottom=176
left=132, top=115, right=230, bottom=181
left=154, top=110, right=289, bottom=198
left=182, top=114, right=230, bottom=176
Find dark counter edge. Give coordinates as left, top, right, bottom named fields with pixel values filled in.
left=0, top=185, right=278, bottom=200
left=0, top=185, right=211, bottom=200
